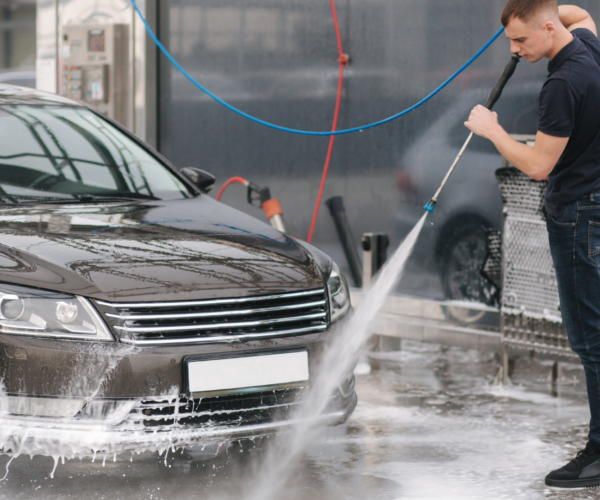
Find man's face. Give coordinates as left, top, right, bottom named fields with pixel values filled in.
left=505, top=14, right=555, bottom=62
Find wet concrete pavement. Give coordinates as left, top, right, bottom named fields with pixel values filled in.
left=0, top=341, right=595, bottom=500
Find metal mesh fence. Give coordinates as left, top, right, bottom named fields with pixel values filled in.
left=495, top=167, right=574, bottom=357
left=482, top=229, right=502, bottom=291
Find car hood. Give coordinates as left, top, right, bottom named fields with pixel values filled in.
left=0, top=196, right=327, bottom=302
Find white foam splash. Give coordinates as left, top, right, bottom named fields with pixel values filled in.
left=247, top=213, right=428, bottom=499
left=0, top=344, right=136, bottom=477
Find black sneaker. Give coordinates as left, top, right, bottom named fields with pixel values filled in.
left=545, top=442, right=600, bottom=488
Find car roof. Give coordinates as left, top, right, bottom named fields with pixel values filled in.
left=0, top=83, right=84, bottom=107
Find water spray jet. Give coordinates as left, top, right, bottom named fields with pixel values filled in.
left=247, top=213, right=429, bottom=499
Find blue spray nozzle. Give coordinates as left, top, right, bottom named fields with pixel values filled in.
left=423, top=200, right=436, bottom=213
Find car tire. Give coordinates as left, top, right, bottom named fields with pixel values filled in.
left=440, top=222, right=496, bottom=311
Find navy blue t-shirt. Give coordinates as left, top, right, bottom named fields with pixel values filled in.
left=540, top=28, right=600, bottom=216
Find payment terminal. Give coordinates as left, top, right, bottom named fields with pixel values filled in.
left=59, top=24, right=129, bottom=127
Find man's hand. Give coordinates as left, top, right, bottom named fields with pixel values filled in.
left=464, top=105, right=501, bottom=139
left=463, top=106, right=570, bottom=181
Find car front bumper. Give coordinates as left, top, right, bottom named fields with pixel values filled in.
left=0, top=388, right=357, bottom=457
left=0, top=330, right=357, bottom=457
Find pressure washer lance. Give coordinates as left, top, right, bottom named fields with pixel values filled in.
left=424, top=53, right=521, bottom=213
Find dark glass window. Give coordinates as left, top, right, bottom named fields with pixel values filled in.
left=0, top=106, right=193, bottom=201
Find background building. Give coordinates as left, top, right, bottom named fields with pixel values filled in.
left=32, top=0, right=600, bottom=302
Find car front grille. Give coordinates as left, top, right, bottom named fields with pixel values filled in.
left=94, top=288, right=329, bottom=345
left=122, top=376, right=355, bottom=433
left=125, top=388, right=309, bottom=430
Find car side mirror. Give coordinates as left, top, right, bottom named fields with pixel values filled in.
left=181, top=167, right=216, bottom=193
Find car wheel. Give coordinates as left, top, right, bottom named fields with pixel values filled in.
left=440, top=224, right=496, bottom=310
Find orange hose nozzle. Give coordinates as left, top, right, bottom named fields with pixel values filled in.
left=261, top=198, right=283, bottom=220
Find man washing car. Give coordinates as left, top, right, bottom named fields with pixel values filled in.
left=464, top=0, right=600, bottom=488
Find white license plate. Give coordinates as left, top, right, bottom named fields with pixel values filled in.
left=187, top=351, right=309, bottom=396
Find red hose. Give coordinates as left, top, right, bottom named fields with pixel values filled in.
left=307, top=0, right=346, bottom=243
left=216, top=176, right=248, bottom=201
left=217, top=1, right=345, bottom=240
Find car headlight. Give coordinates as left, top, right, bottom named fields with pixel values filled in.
left=0, top=284, right=113, bottom=341
left=327, top=262, right=351, bottom=323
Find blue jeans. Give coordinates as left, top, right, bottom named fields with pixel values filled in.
left=545, top=194, right=600, bottom=447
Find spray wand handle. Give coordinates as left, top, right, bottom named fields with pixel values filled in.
left=423, top=53, right=521, bottom=213
left=484, top=53, right=521, bottom=110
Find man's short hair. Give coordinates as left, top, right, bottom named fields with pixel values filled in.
left=501, top=0, right=559, bottom=27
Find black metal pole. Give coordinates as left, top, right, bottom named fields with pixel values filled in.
left=326, top=196, right=363, bottom=287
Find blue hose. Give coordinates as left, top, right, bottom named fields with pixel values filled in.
left=130, top=0, right=505, bottom=136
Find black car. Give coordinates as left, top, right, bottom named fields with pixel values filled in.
left=0, top=84, right=355, bottom=456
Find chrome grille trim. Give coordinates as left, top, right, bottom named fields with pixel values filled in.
left=96, top=289, right=324, bottom=309
left=113, top=312, right=327, bottom=334
left=105, top=299, right=326, bottom=321
left=118, top=386, right=352, bottom=434
left=95, top=288, right=329, bottom=345
left=126, top=400, right=302, bottom=423
left=119, top=325, right=327, bottom=345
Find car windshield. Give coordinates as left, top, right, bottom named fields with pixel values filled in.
left=0, top=105, right=193, bottom=202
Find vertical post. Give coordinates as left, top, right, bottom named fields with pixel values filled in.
left=501, top=343, right=512, bottom=386
left=35, top=0, right=59, bottom=94
left=361, top=232, right=389, bottom=288
left=133, top=0, right=158, bottom=145
left=2, top=3, right=12, bottom=68
left=550, top=361, right=560, bottom=397
left=498, top=162, right=510, bottom=386
left=362, top=232, right=399, bottom=352
left=362, top=238, right=373, bottom=289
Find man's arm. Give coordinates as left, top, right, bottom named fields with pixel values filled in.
left=465, top=105, right=569, bottom=181
left=559, top=5, right=597, bottom=36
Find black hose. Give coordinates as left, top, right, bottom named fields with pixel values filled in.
left=326, top=196, right=363, bottom=287
left=424, top=53, right=522, bottom=213
left=484, top=54, right=521, bottom=110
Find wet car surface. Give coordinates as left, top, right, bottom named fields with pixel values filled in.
left=0, top=84, right=355, bottom=453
